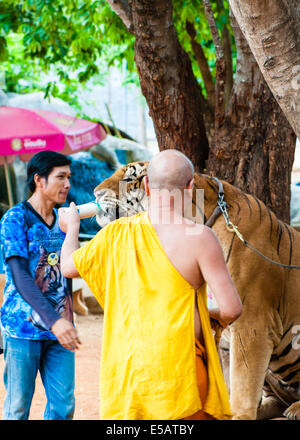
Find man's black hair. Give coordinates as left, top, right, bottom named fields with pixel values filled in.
left=27, top=150, right=72, bottom=193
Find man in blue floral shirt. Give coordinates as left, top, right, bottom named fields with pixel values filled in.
left=0, top=151, right=81, bottom=420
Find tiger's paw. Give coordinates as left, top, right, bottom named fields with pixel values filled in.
left=73, top=289, right=88, bottom=316
left=256, top=396, right=286, bottom=420
left=283, top=402, right=300, bottom=420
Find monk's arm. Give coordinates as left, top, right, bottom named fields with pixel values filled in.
left=198, top=227, right=242, bottom=326
left=58, top=203, right=80, bottom=278
left=208, top=308, right=229, bottom=328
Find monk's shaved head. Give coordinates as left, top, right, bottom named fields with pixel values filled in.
left=147, top=149, right=194, bottom=190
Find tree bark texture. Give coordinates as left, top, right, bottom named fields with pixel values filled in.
left=207, top=14, right=296, bottom=223
left=228, top=0, right=300, bottom=139
left=285, top=0, right=300, bottom=27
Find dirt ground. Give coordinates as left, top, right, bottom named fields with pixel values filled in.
left=0, top=313, right=104, bottom=420
left=0, top=311, right=289, bottom=421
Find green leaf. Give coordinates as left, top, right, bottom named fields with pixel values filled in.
left=1, top=0, right=236, bottom=110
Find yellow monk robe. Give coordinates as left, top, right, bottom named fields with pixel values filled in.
left=72, top=211, right=232, bottom=420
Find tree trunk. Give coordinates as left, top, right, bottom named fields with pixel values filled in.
left=207, top=14, right=296, bottom=223
left=130, top=0, right=210, bottom=172
left=108, top=0, right=210, bottom=172
left=106, top=0, right=296, bottom=222
left=228, top=0, right=300, bottom=139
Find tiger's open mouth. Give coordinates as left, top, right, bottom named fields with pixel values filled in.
left=94, top=186, right=148, bottom=228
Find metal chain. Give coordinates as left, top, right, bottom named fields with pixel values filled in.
left=217, top=191, right=300, bottom=270
left=217, top=195, right=231, bottom=227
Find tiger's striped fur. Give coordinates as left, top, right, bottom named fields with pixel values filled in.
left=94, top=162, right=300, bottom=420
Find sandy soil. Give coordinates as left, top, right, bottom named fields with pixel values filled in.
left=0, top=313, right=104, bottom=420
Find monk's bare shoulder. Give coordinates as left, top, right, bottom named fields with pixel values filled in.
left=183, top=220, right=215, bottom=240
left=183, top=222, right=223, bottom=254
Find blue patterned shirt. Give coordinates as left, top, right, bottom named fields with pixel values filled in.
left=0, top=202, right=73, bottom=340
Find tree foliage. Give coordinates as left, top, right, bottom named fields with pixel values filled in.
left=0, top=0, right=136, bottom=109
left=0, top=0, right=134, bottom=68
left=0, top=0, right=236, bottom=110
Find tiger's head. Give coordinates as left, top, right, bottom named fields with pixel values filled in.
left=93, top=161, right=227, bottom=228
left=94, top=162, right=149, bottom=227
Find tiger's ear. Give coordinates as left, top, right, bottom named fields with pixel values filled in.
left=143, top=176, right=150, bottom=196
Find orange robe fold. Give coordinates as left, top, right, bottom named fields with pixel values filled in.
left=182, top=338, right=217, bottom=420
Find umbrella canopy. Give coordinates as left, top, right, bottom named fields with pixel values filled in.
left=0, top=106, right=107, bottom=207
left=0, top=106, right=106, bottom=163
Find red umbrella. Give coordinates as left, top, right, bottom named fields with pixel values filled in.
left=0, top=106, right=107, bottom=207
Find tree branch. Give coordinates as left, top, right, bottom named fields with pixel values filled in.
left=202, top=0, right=224, bottom=59
left=186, top=21, right=215, bottom=112
left=229, top=9, right=255, bottom=86
left=221, top=24, right=233, bottom=108
left=217, top=0, right=234, bottom=109
left=106, top=0, right=133, bottom=32
left=202, top=0, right=226, bottom=127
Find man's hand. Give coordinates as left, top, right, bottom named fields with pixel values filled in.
left=51, top=318, right=82, bottom=352
left=58, top=202, right=80, bottom=234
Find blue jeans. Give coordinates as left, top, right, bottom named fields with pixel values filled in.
left=2, top=335, right=75, bottom=420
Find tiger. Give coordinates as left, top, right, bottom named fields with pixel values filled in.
left=92, top=161, right=300, bottom=420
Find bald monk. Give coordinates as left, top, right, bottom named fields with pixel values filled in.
left=58, top=149, right=242, bottom=420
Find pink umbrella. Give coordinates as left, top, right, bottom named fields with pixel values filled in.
left=0, top=106, right=107, bottom=207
